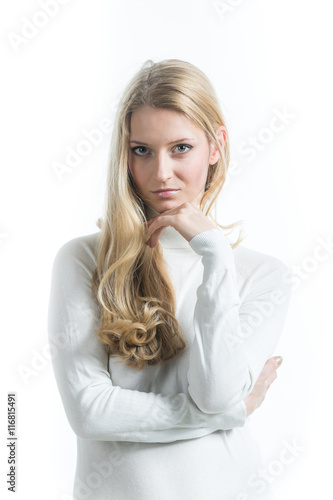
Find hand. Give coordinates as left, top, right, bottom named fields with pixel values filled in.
left=145, top=201, right=217, bottom=248
left=244, top=356, right=283, bottom=417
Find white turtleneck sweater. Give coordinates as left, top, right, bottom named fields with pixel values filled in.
left=47, top=205, right=292, bottom=500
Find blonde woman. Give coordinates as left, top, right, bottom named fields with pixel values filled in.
left=48, top=59, right=291, bottom=500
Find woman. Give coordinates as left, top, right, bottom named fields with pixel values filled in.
left=48, top=59, right=291, bottom=500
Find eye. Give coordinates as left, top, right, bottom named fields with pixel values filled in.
left=130, top=144, right=192, bottom=157
left=131, top=146, right=149, bottom=156
left=174, top=144, right=192, bottom=154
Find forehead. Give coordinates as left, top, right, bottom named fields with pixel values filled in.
left=129, top=106, right=206, bottom=143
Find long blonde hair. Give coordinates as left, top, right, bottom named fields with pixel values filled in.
left=92, top=59, right=245, bottom=370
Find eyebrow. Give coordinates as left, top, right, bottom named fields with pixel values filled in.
left=129, top=138, right=195, bottom=146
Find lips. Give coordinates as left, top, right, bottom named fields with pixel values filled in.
left=152, top=189, right=179, bottom=193
left=152, top=189, right=180, bottom=198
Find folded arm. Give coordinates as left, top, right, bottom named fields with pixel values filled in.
left=187, top=228, right=292, bottom=414
left=47, top=236, right=247, bottom=443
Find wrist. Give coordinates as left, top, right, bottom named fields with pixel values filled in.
left=244, top=394, right=255, bottom=417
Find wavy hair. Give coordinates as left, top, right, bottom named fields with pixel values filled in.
left=92, top=58, right=245, bottom=370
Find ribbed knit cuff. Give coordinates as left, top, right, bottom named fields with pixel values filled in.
left=189, top=228, right=234, bottom=273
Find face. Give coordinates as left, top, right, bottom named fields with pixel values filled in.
left=128, top=106, right=225, bottom=213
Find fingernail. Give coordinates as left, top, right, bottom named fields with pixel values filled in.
left=274, top=355, right=283, bottom=365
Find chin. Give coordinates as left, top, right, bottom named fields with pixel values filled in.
left=153, top=199, right=181, bottom=212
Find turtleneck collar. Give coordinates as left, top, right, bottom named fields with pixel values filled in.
left=145, top=203, right=191, bottom=249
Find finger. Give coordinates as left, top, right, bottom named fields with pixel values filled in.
left=266, top=369, right=278, bottom=390
left=260, top=359, right=275, bottom=377
left=263, top=357, right=283, bottom=376
left=147, top=227, right=166, bottom=248
left=274, top=355, right=283, bottom=366
left=146, top=214, right=173, bottom=235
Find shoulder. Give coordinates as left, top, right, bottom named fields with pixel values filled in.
left=51, top=231, right=101, bottom=277
left=233, top=243, right=289, bottom=277
left=232, top=243, right=292, bottom=299
left=49, top=232, right=102, bottom=325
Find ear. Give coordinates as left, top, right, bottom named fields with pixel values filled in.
left=209, top=126, right=227, bottom=165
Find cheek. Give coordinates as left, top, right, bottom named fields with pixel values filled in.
left=185, top=154, right=209, bottom=184
left=128, top=163, right=146, bottom=187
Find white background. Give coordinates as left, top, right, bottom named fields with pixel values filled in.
left=1, top=0, right=332, bottom=498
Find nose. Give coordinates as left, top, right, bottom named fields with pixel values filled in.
left=152, top=152, right=173, bottom=182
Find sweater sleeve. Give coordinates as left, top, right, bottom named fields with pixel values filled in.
left=47, top=237, right=247, bottom=443
left=187, top=228, right=292, bottom=414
